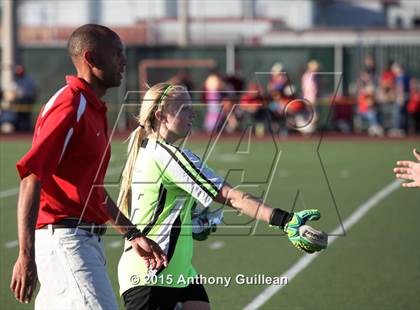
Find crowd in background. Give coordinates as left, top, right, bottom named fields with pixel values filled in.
left=197, top=56, right=420, bottom=137
left=1, top=57, right=420, bottom=137
left=198, top=60, right=321, bottom=137
left=356, top=55, right=420, bottom=137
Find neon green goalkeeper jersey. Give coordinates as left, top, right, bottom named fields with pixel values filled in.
left=118, top=137, right=224, bottom=294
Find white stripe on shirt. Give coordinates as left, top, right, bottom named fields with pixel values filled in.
left=58, top=94, right=87, bottom=164
left=59, top=128, right=74, bottom=163
left=153, top=141, right=222, bottom=208
left=41, top=85, right=68, bottom=118
left=77, top=94, right=86, bottom=122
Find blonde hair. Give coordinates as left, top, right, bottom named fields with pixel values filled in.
left=117, top=83, right=187, bottom=215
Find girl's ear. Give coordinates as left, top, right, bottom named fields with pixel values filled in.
left=155, top=110, right=165, bottom=122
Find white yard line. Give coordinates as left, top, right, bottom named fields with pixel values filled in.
left=278, top=170, right=289, bottom=178
left=106, top=166, right=123, bottom=176
left=339, top=169, right=350, bottom=178
left=2, top=161, right=125, bottom=249
left=209, top=241, right=225, bottom=250
left=0, top=187, right=19, bottom=199
left=0, top=162, right=123, bottom=200
left=4, top=240, right=18, bottom=248
left=217, top=154, right=241, bottom=163
left=243, top=179, right=402, bottom=310
left=107, top=240, right=123, bottom=248
left=109, top=154, right=118, bottom=163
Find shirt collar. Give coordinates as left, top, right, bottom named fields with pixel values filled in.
left=66, top=76, right=107, bottom=111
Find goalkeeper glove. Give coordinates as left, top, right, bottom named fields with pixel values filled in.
left=192, top=216, right=217, bottom=241
left=270, top=208, right=326, bottom=253
left=191, top=205, right=223, bottom=241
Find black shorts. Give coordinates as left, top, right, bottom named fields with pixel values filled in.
left=122, top=283, right=209, bottom=310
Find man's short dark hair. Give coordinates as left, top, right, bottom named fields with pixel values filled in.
left=67, top=24, right=118, bottom=62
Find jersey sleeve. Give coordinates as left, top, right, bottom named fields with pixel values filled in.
left=16, top=91, right=79, bottom=181
left=154, top=141, right=224, bottom=208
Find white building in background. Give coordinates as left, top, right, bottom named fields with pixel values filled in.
left=17, top=0, right=420, bottom=29
left=15, top=0, right=314, bottom=44
left=388, top=0, right=420, bottom=28
left=18, top=0, right=313, bottom=28
left=11, top=0, right=420, bottom=45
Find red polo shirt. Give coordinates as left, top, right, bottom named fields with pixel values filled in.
left=17, top=76, right=111, bottom=228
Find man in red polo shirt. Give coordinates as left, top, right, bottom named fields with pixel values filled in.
left=10, top=24, right=167, bottom=309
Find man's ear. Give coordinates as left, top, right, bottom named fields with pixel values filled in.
left=83, top=51, right=95, bottom=68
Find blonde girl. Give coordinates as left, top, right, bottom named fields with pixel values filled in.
left=117, top=83, right=325, bottom=310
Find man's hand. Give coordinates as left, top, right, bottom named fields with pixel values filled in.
left=130, top=236, right=168, bottom=270
left=284, top=209, right=325, bottom=253
left=104, top=191, right=168, bottom=269
left=394, top=148, right=420, bottom=188
left=10, top=254, right=38, bottom=303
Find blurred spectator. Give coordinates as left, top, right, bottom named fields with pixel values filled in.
left=357, top=83, right=384, bottom=136
left=333, top=96, right=353, bottom=134
left=376, top=60, right=396, bottom=132
left=267, top=62, right=313, bottom=136
left=389, top=62, right=410, bottom=137
left=407, top=78, right=420, bottom=134
left=268, top=90, right=287, bottom=137
left=300, top=60, right=320, bottom=134
left=224, top=74, right=244, bottom=96
left=0, top=65, right=37, bottom=133
left=203, top=72, right=224, bottom=133
left=302, top=60, right=319, bottom=105
left=358, top=70, right=374, bottom=89
left=363, top=54, right=377, bottom=85
left=0, top=88, right=17, bottom=133
left=220, top=95, right=238, bottom=134
left=380, top=60, right=396, bottom=91
left=169, top=70, right=194, bottom=93
left=268, top=80, right=299, bottom=136
left=267, top=62, right=288, bottom=135
left=14, top=65, right=37, bottom=131
left=219, top=75, right=243, bottom=134
left=239, top=83, right=265, bottom=136
left=267, top=62, right=287, bottom=95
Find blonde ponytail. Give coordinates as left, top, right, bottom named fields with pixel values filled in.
left=117, top=82, right=188, bottom=216
left=117, top=126, right=146, bottom=216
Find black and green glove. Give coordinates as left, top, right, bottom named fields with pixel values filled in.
left=270, top=208, right=326, bottom=253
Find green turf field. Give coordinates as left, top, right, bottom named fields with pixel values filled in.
left=1, top=137, right=419, bottom=309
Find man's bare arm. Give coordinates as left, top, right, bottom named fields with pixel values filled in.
left=10, top=174, right=40, bottom=303
left=104, top=190, right=135, bottom=234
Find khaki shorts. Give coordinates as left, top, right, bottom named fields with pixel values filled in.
left=35, top=227, right=117, bottom=310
